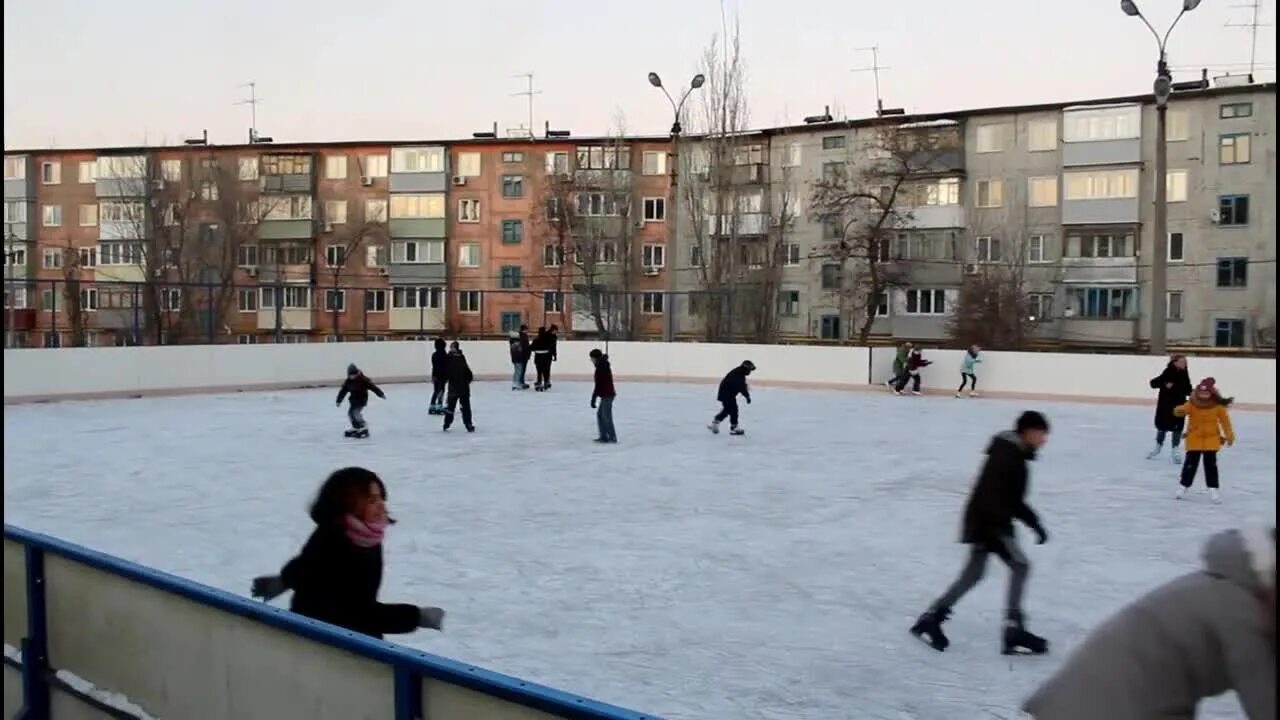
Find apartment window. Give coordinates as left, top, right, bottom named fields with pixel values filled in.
left=325, top=245, right=347, bottom=268
left=79, top=247, right=96, bottom=268
left=76, top=203, right=98, bottom=227
left=1166, top=170, right=1188, bottom=202
left=4, top=201, right=25, bottom=224
left=542, top=245, right=564, bottom=267
left=3, top=286, right=27, bottom=309
left=237, top=245, right=259, bottom=267
left=783, top=142, right=802, bottom=167
left=894, top=231, right=949, bottom=261
left=643, top=197, right=666, bottom=222
left=324, top=290, right=346, bottom=312
left=390, top=194, right=445, bottom=219
left=598, top=239, right=622, bottom=264
left=543, top=290, right=564, bottom=314
left=1027, top=293, right=1053, bottom=321
left=77, top=161, right=96, bottom=183
left=200, top=181, right=219, bottom=201
left=1166, top=109, right=1190, bottom=142
left=458, top=243, right=480, bottom=268
left=784, top=243, right=801, bottom=266
left=41, top=161, right=61, bottom=185
left=325, top=155, right=348, bottom=180
left=260, top=155, right=311, bottom=175
left=975, top=236, right=1002, bottom=263
left=822, top=217, right=843, bottom=241
left=642, top=151, right=667, bottom=176
left=1027, top=234, right=1049, bottom=264
left=456, top=152, right=481, bottom=177
left=690, top=244, right=704, bottom=267
left=1071, top=287, right=1134, bottom=319
left=3, top=247, right=26, bottom=268
left=40, top=289, right=58, bottom=311
left=576, top=145, right=630, bottom=170
left=914, top=178, right=961, bottom=206
left=820, top=263, right=841, bottom=290
left=1064, top=169, right=1138, bottom=200
left=458, top=198, right=481, bottom=223
left=79, top=287, right=99, bottom=311
left=1216, top=257, right=1248, bottom=288
left=1166, top=291, right=1184, bottom=322
left=458, top=290, right=481, bottom=313
left=263, top=195, right=313, bottom=220
left=975, top=125, right=1005, bottom=153
left=391, top=287, right=443, bottom=310
left=4, top=157, right=26, bottom=180
left=99, top=242, right=143, bottom=266
left=502, top=151, right=525, bottom=164
left=1217, top=195, right=1248, bottom=226
left=42, top=205, right=62, bottom=227
left=362, top=155, right=389, bottom=178
left=1028, top=177, right=1058, bottom=207
left=236, top=334, right=258, bottom=344
left=818, top=315, right=840, bottom=340
left=237, top=157, right=258, bottom=181
left=365, top=245, right=387, bottom=268
left=822, top=135, right=847, bottom=150
left=43, top=248, right=62, bottom=269
left=641, top=292, right=664, bottom=314
left=260, top=286, right=311, bottom=310
left=365, top=199, right=388, bottom=222
left=1067, top=232, right=1132, bottom=258
left=905, top=289, right=947, bottom=315
left=501, top=175, right=524, bottom=198
left=501, top=219, right=524, bottom=244
left=98, top=156, right=146, bottom=179
left=237, top=289, right=258, bottom=312
left=1062, top=105, right=1140, bottom=142
left=324, top=200, right=348, bottom=226
left=642, top=244, right=665, bottom=268
left=822, top=161, right=844, bottom=182
left=499, top=265, right=522, bottom=289
left=365, top=289, right=387, bottom=312
left=152, top=159, right=178, bottom=183
left=1026, top=119, right=1057, bottom=151
left=544, top=151, right=569, bottom=175
left=158, top=288, right=180, bottom=311
left=391, top=240, right=444, bottom=264
left=778, top=290, right=800, bottom=317
left=576, top=192, right=620, bottom=217
left=1214, top=319, right=1245, bottom=347
left=263, top=244, right=313, bottom=266
left=975, top=179, right=1003, bottom=208
left=1219, top=133, right=1250, bottom=165
left=1219, top=102, right=1252, bottom=119
left=1168, top=232, right=1184, bottom=262
left=391, top=147, right=445, bottom=173
left=869, top=291, right=889, bottom=318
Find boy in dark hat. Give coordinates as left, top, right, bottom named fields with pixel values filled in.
left=709, top=360, right=756, bottom=436
left=337, top=363, right=386, bottom=438
left=589, top=348, right=617, bottom=443
left=442, top=342, right=475, bottom=433
left=429, top=338, right=448, bottom=414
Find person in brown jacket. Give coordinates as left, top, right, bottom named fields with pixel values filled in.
left=1173, top=377, right=1236, bottom=504
left=1024, top=525, right=1275, bottom=720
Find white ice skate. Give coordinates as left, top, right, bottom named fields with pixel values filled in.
left=1171, top=447, right=1183, bottom=464
left=968, top=391, right=979, bottom=398
left=955, top=392, right=963, bottom=398
left=911, top=390, right=922, bottom=396
left=707, top=420, right=721, bottom=434
left=1146, top=444, right=1163, bottom=460
left=1174, top=486, right=1188, bottom=500
left=1210, top=488, right=1222, bottom=504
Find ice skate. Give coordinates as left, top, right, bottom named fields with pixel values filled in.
left=729, top=426, right=745, bottom=436
left=968, top=391, right=979, bottom=398
left=911, top=390, right=922, bottom=396
left=1174, top=485, right=1188, bottom=500
left=1002, top=614, right=1049, bottom=656
left=1171, top=446, right=1183, bottom=464
left=893, top=389, right=904, bottom=396
left=354, top=428, right=369, bottom=439
left=909, top=608, right=951, bottom=652
left=1210, top=488, right=1222, bottom=504
left=343, top=429, right=358, bottom=438
left=466, top=425, right=476, bottom=433
left=707, top=420, right=721, bottom=434
left=1146, top=444, right=1163, bottom=460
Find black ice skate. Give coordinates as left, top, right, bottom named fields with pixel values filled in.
left=346, top=428, right=368, bottom=439
left=466, top=425, right=476, bottom=433
left=343, top=429, right=358, bottom=438
left=1002, top=613, right=1048, bottom=656
left=729, top=426, right=745, bottom=436
left=910, top=608, right=951, bottom=652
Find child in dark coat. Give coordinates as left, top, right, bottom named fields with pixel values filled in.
left=589, top=348, right=617, bottom=443
left=443, top=342, right=475, bottom=432
left=893, top=349, right=932, bottom=395
left=429, top=339, right=449, bottom=415
left=709, top=360, right=755, bottom=436
left=250, top=467, right=445, bottom=638
left=1146, top=354, right=1192, bottom=463
left=336, top=364, right=385, bottom=438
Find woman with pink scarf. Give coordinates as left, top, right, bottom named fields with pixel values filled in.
left=251, top=467, right=445, bottom=638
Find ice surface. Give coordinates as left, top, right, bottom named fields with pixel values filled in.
left=4, top=380, right=1275, bottom=720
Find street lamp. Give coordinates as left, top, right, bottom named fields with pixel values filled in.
left=1121, top=0, right=1200, bottom=355
left=648, top=71, right=705, bottom=342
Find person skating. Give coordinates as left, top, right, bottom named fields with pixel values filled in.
left=709, top=360, right=755, bottom=436
left=336, top=363, right=385, bottom=438
left=893, top=348, right=932, bottom=395
left=956, top=345, right=982, bottom=398
left=531, top=327, right=554, bottom=391
left=910, top=410, right=1051, bottom=655
left=518, top=325, right=532, bottom=389
left=249, top=467, right=446, bottom=638
left=508, top=331, right=524, bottom=390
left=429, top=338, right=448, bottom=414
left=1023, top=525, right=1275, bottom=720
left=589, top=348, right=617, bottom=443
left=544, top=324, right=560, bottom=389
left=442, top=341, right=475, bottom=432
left=1146, top=354, right=1192, bottom=463
left=885, top=341, right=914, bottom=390
left=1173, top=377, right=1235, bottom=503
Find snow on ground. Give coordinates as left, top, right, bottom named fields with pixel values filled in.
left=3, top=380, right=1275, bottom=720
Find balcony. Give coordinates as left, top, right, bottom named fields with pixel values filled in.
left=7, top=308, right=35, bottom=331
left=260, top=154, right=315, bottom=193
left=94, top=308, right=138, bottom=330
left=94, top=265, right=147, bottom=283
left=256, top=264, right=314, bottom=284
left=4, top=157, right=33, bottom=199
left=388, top=218, right=446, bottom=239
left=259, top=219, right=314, bottom=241
left=729, top=163, right=767, bottom=185
left=387, top=264, right=447, bottom=284
left=257, top=308, right=312, bottom=331
left=389, top=307, right=445, bottom=331
left=1058, top=256, right=1138, bottom=284
left=95, top=177, right=148, bottom=198
left=573, top=169, right=632, bottom=188
left=1062, top=139, right=1141, bottom=167
left=389, top=147, right=447, bottom=192
left=389, top=173, right=446, bottom=193
left=706, top=213, right=768, bottom=236
left=1062, top=197, right=1138, bottom=225
left=902, top=205, right=966, bottom=229
left=3, top=219, right=30, bottom=241
left=261, top=174, right=311, bottom=193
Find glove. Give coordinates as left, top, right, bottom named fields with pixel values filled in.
left=418, top=606, right=445, bottom=631
left=251, top=575, right=287, bottom=601
left=590, top=399, right=597, bottom=409
left=1033, top=526, right=1049, bottom=545
left=745, top=397, right=752, bottom=404
left=1223, top=436, right=1234, bottom=447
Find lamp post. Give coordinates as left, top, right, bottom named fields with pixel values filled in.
left=4, top=227, right=17, bottom=349
left=1121, top=0, right=1200, bottom=355
left=648, top=71, right=705, bottom=343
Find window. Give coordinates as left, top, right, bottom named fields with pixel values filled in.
left=259, top=286, right=312, bottom=310
left=502, top=151, right=525, bottom=164
left=689, top=244, right=704, bottom=267
left=576, top=192, right=620, bottom=217
left=200, top=181, right=219, bottom=201
left=975, top=125, right=1005, bottom=153
left=42, top=205, right=62, bottom=227
left=456, top=152, right=481, bottom=177
left=1166, top=291, right=1184, bottom=322
left=97, top=156, right=146, bottom=179
left=501, top=219, right=524, bottom=244
left=391, top=147, right=445, bottom=173
left=75, top=203, right=98, bottom=227
left=391, top=240, right=444, bottom=264
left=323, top=200, right=347, bottom=226
left=458, top=243, right=480, bottom=268
left=325, top=245, right=346, bottom=268
left=365, top=289, right=387, bottom=312
left=262, top=244, right=312, bottom=266
left=542, top=244, right=564, bottom=267
left=784, top=243, right=801, bottom=266
left=80, top=287, right=99, bottom=311
left=822, top=162, right=844, bottom=182
left=822, top=135, right=846, bottom=150
left=458, top=198, right=480, bottom=223
left=821, top=263, right=841, bottom=290
left=237, top=289, right=258, bottom=312
left=325, top=290, right=346, bottom=312
left=4, top=201, right=26, bottom=224
left=78, top=247, right=96, bottom=268
left=236, top=157, right=258, bottom=181
left=325, top=155, right=348, bottom=180
left=1066, top=232, right=1133, bottom=258
left=1027, top=293, right=1053, bottom=321
left=643, top=197, right=666, bottom=222
left=236, top=334, right=258, bottom=345
left=1028, top=177, right=1058, bottom=207
left=1214, top=319, right=1245, bottom=347
left=1219, top=133, right=1250, bottom=165
left=390, top=194, right=445, bottom=219
left=40, top=289, right=58, bottom=311
left=544, top=151, right=569, bottom=175
left=975, top=179, right=1003, bottom=208
left=3, top=247, right=26, bottom=267
left=778, top=290, right=800, bottom=316
left=1217, top=195, right=1248, bottom=226
left=1216, top=257, right=1248, bottom=288
left=365, top=199, right=388, bottom=223
left=641, top=292, right=664, bottom=314
left=43, top=248, right=62, bottom=269
left=1166, top=109, right=1189, bottom=142
left=1219, top=102, right=1252, bottom=119
left=77, top=161, right=96, bottom=183
left=1166, top=170, right=1188, bottom=202
left=153, top=159, right=178, bottom=182
left=822, top=217, right=843, bottom=241
left=200, top=158, right=219, bottom=173
left=1070, top=287, right=1134, bottom=319
left=1168, top=232, right=1184, bottom=262
left=499, top=265, right=522, bottom=289
left=263, top=195, right=313, bottom=220
left=362, top=155, right=388, bottom=178
left=501, top=175, right=524, bottom=198
left=459, top=290, right=481, bottom=313
left=1027, top=234, right=1049, bottom=264
left=41, top=161, right=61, bottom=184
left=3, top=286, right=28, bottom=309
left=365, top=245, right=387, bottom=268
left=1027, top=119, right=1057, bottom=151
left=1062, top=105, right=1140, bottom=142
left=642, top=151, right=666, bottom=175
left=159, top=288, right=180, bottom=311
left=975, top=236, right=1002, bottom=263
left=575, top=145, right=630, bottom=169
left=4, top=157, right=26, bottom=180
left=819, top=315, right=840, bottom=340
left=99, top=242, right=143, bottom=266
left=642, top=244, right=665, bottom=268
left=237, top=245, right=259, bottom=267
left=538, top=290, right=563, bottom=314
left=1064, top=169, right=1138, bottom=200
left=260, top=155, right=311, bottom=175
left=894, top=231, right=949, bottom=261
left=783, top=142, right=802, bottom=167
left=914, top=178, right=960, bottom=206
left=905, top=289, right=947, bottom=315
left=391, top=287, right=443, bottom=309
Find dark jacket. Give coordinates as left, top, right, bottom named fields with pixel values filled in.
left=446, top=353, right=474, bottom=396
left=280, top=524, right=419, bottom=639
left=592, top=358, right=616, bottom=400
left=547, top=330, right=559, bottom=361
left=717, top=366, right=752, bottom=403
left=960, top=431, right=1043, bottom=545
left=431, top=349, right=449, bottom=380
left=518, top=330, right=532, bottom=362
left=905, top=351, right=931, bottom=373
left=337, top=374, right=385, bottom=408
left=509, top=337, right=523, bottom=363
left=531, top=329, right=553, bottom=356
left=1149, top=363, right=1192, bottom=432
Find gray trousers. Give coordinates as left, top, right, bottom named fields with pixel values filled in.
left=932, top=536, right=1029, bottom=617
left=595, top=397, right=617, bottom=442
left=347, top=405, right=366, bottom=429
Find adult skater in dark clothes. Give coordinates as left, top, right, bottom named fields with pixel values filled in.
left=429, top=339, right=449, bottom=414
left=544, top=324, right=560, bottom=389
left=1146, top=353, right=1192, bottom=462
left=709, top=360, right=755, bottom=436
left=249, top=467, right=445, bottom=638
left=508, top=331, right=525, bottom=390
left=336, top=364, right=385, bottom=438
left=910, top=410, right=1051, bottom=656
left=893, top=348, right=932, bottom=395
left=531, top=327, right=554, bottom=391
left=589, top=348, right=617, bottom=443
left=517, top=325, right=532, bottom=389
left=442, top=342, right=475, bottom=432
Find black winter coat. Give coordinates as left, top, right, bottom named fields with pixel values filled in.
left=960, top=431, right=1043, bottom=546
left=509, top=338, right=523, bottom=363
left=431, top=349, right=449, bottom=380
left=518, top=331, right=532, bottom=362
left=280, top=524, right=419, bottom=638
left=446, top=354, right=474, bottom=396
left=717, top=367, right=752, bottom=403
left=547, top=331, right=559, bottom=361
left=337, top=374, right=385, bottom=408
left=1150, top=364, right=1192, bottom=432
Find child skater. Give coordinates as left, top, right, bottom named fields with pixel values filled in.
left=893, top=348, right=932, bottom=396
left=429, top=338, right=448, bottom=415
left=250, top=467, right=445, bottom=638
left=337, top=363, right=385, bottom=438
left=442, top=341, right=475, bottom=433
left=1173, top=377, right=1235, bottom=504
left=589, top=348, right=617, bottom=443
left=709, top=360, right=755, bottom=436
left=956, top=345, right=981, bottom=398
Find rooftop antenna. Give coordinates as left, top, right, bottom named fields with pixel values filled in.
left=1225, top=0, right=1272, bottom=78
left=851, top=46, right=891, bottom=116
left=510, top=72, right=542, bottom=140
left=236, top=81, right=263, bottom=143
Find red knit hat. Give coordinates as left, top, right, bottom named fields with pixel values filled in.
left=1196, top=377, right=1217, bottom=394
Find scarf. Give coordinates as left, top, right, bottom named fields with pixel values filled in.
left=344, top=514, right=388, bottom=548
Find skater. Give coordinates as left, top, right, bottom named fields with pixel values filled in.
left=910, top=410, right=1051, bottom=655
left=1147, top=354, right=1192, bottom=462
left=589, top=348, right=617, bottom=443
left=336, top=363, right=385, bottom=438
left=249, top=467, right=445, bottom=639
left=517, top=325, right=532, bottom=388
left=893, top=347, right=932, bottom=395
left=544, top=324, right=560, bottom=389
left=1173, top=377, right=1235, bottom=503
left=531, top=327, right=554, bottom=391
left=429, top=338, right=448, bottom=414
left=709, top=360, right=755, bottom=436
left=1024, top=525, right=1275, bottom=720
left=508, top=331, right=524, bottom=390
left=442, top=341, right=475, bottom=432
left=886, top=341, right=914, bottom=390
left=956, top=345, right=981, bottom=398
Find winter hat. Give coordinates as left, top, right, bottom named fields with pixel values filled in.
left=1196, top=377, right=1217, bottom=394
left=589, top=349, right=603, bottom=359
left=434, top=338, right=446, bottom=351
left=741, top=360, right=756, bottom=372
left=346, top=363, right=359, bottom=376
left=1015, top=410, right=1050, bottom=433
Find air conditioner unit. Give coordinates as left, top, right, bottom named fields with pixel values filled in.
left=322, top=222, right=334, bottom=233
left=378, top=268, right=389, bottom=276
left=963, top=263, right=980, bottom=275
left=360, top=176, right=374, bottom=187
left=1209, top=208, right=1221, bottom=224
left=643, top=267, right=660, bottom=276
left=451, top=175, right=466, bottom=186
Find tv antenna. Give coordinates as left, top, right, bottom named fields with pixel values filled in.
left=1225, top=0, right=1272, bottom=78
left=851, top=46, right=892, bottom=116
left=510, top=73, right=542, bottom=140
left=236, top=82, right=263, bottom=143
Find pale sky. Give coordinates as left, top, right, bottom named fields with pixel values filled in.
left=4, top=0, right=1275, bottom=150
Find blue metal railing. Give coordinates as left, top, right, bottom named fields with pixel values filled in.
left=3, top=524, right=660, bottom=720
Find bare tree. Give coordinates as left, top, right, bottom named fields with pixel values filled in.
left=947, top=232, right=1042, bottom=349
left=49, top=237, right=88, bottom=346
left=319, top=204, right=386, bottom=340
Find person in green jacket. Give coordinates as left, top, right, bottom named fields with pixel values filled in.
left=886, top=342, right=914, bottom=390
left=957, top=345, right=982, bottom=398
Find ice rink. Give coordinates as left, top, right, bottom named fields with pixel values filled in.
left=4, top=379, right=1276, bottom=719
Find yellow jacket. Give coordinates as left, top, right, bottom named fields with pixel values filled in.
left=1173, top=401, right=1235, bottom=452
